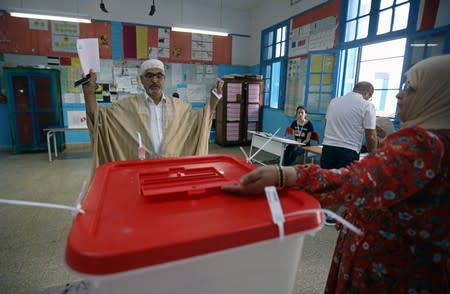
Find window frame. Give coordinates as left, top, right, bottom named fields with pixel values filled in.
left=304, top=50, right=339, bottom=115
left=260, top=20, right=290, bottom=110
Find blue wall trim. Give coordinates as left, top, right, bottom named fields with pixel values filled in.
left=0, top=104, right=12, bottom=148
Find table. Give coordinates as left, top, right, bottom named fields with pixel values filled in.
left=301, top=145, right=323, bottom=164
left=43, top=127, right=88, bottom=162
left=247, top=131, right=304, bottom=165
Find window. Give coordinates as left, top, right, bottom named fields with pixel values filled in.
left=261, top=21, right=289, bottom=109
left=344, top=0, right=412, bottom=44
left=409, top=32, right=447, bottom=66
left=344, top=0, right=372, bottom=42
left=306, top=52, right=337, bottom=113
left=377, top=0, right=410, bottom=35
left=339, top=38, right=407, bottom=117
left=339, top=0, right=416, bottom=118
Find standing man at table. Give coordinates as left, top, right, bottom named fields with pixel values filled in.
left=82, top=59, right=222, bottom=169
left=320, top=81, right=377, bottom=225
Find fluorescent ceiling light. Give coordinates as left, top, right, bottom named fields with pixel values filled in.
left=172, top=26, right=228, bottom=36
left=410, top=43, right=439, bottom=47
left=9, top=9, right=91, bottom=23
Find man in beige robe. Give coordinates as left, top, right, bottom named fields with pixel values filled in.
left=82, top=59, right=221, bottom=169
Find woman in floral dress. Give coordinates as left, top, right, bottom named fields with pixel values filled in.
left=222, top=55, right=450, bottom=293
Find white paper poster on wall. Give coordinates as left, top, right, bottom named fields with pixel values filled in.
left=67, top=111, right=88, bottom=128
left=289, top=16, right=336, bottom=57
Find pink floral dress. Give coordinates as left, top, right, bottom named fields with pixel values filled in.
left=293, top=127, right=449, bottom=293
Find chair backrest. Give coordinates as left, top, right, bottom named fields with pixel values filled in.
left=310, top=132, right=320, bottom=144
left=285, top=127, right=294, bottom=137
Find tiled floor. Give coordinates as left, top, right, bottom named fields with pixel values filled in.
left=0, top=144, right=337, bottom=294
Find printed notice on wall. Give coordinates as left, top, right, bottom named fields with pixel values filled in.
left=289, top=16, right=336, bottom=57
left=158, top=28, right=170, bottom=58
left=51, top=21, right=80, bottom=53
left=67, top=111, right=87, bottom=128
left=226, top=83, right=242, bottom=102
left=192, top=33, right=213, bottom=61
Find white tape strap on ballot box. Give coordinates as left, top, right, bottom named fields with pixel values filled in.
left=264, top=186, right=363, bottom=240
left=0, top=182, right=362, bottom=239
left=243, top=128, right=281, bottom=165
left=0, top=181, right=88, bottom=217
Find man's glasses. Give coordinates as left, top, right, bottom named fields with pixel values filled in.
left=400, top=81, right=415, bottom=93
left=143, top=72, right=165, bottom=79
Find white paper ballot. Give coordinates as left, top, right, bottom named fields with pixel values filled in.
left=76, top=38, right=100, bottom=75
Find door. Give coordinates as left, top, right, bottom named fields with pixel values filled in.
left=6, top=68, right=63, bottom=153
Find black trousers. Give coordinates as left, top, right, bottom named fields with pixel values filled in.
left=319, top=145, right=359, bottom=169
left=282, top=145, right=305, bottom=166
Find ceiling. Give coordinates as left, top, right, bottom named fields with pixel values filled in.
left=187, top=0, right=263, bottom=11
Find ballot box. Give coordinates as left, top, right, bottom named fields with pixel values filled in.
left=65, top=154, right=322, bottom=294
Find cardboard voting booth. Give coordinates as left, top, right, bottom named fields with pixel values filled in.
left=65, top=154, right=322, bottom=294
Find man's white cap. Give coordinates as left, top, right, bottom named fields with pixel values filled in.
left=140, top=59, right=165, bottom=76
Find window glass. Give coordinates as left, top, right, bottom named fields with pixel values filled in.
left=267, top=46, right=272, bottom=59
left=281, top=42, right=285, bottom=57
left=276, top=43, right=281, bottom=58
left=262, top=47, right=268, bottom=61
left=281, top=27, right=286, bottom=41
left=319, top=93, right=333, bottom=113
left=371, top=89, right=399, bottom=116
left=264, top=92, right=270, bottom=106
left=410, top=33, right=446, bottom=65
left=358, top=38, right=406, bottom=116
left=262, top=33, right=268, bottom=47
left=377, top=9, right=393, bottom=35
left=359, top=0, right=372, bottom=16
left=323, top=55, right=335, bottom=72
left=265, top=78, right=271, bottom=90
left=410, top=37, right=426, bottom=65
left=307, top=53, right=336, bottom=114
left=345, top=20, right=357, bottom=42
left=361, top=38, right=406, bottom=60
left=311, top=55, right=324, bottom=72
left=359, top=57, right=404, bottom=89
left=267, top=31, right=273, bottom=46
left=309, top=74, right=322, bottom=90
left=396, top=0, right=408, bottom=4
left=393, top=3, right=409, bottom=31
left=380, top=0, right=394, bottom=9
left=347, top=0, right=359, bottom=19
left=276, top=28, right=282, bottom=43
left=265, top=65, right=271, bottom=78
left=427, top=34, right=446, bottom=57
left=322, top=73, right=334, bottom=91
left=338, top=47, right=359, bottom=96
left=270, top=61, right=281, bottom=108
left=357, top=16, right=370, bottom=39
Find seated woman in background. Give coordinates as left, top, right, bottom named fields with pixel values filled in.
left=282, top=106, right=314, bottom=166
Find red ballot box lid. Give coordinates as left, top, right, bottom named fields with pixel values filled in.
left=65, top=154, right=322, bottom=275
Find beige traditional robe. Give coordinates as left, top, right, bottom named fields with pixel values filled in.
left=87, top=93, right=213, bottom=169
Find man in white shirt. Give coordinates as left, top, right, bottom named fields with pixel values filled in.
left=320, top=81, right=377, bottom=225
left=321, top=81, right=377, bottom=169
